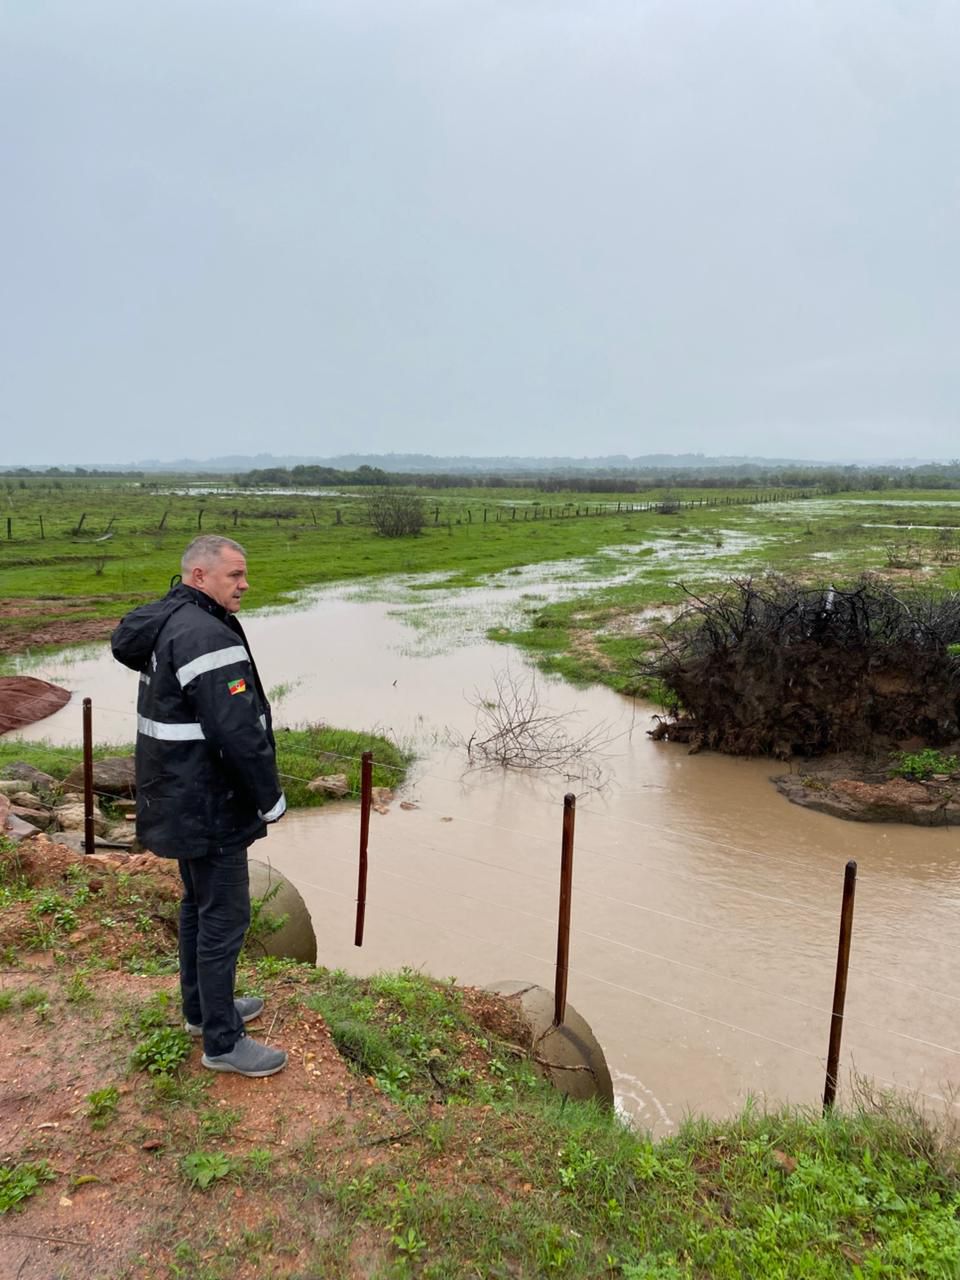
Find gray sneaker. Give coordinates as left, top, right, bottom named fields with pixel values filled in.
left=201, top=1034, right=288, bottom=1077
left=185, top=996, right=264, bottom=1036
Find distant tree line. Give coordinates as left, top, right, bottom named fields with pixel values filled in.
left=0, top=466, right=146, bottom=478
left=5, top=460, right=960, bottom=492
left=234, top=461, right=960, bottom=492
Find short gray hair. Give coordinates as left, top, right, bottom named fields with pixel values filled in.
left=181, top=534, right=246, bottom=576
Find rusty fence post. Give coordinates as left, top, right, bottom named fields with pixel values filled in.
left=553, top=793, right=576, bottom=1026
left=823, top=859, right=858, bottom=1111
left=354, top=751, right=373, bottom=946
left=82, top=697, right=95, bottom=856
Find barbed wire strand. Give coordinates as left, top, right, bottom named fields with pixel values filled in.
left=11, top=717, right=960, bottom=966
left=284, top=822, right=960, bottom=1014
left=386, top=792, right=843, bottom=918
left=267, top=742, right=960, bottom=916
left=299, top=825, right=857, bottom=1004
left=366, top=821, right=960, bottom=1014
left=11, top=737, right=960, bottom=962
left=281, top=746, right=942, bottom=911
left=852, top=967, right=960, bottom=1008
left=367, top=864, right=834, bottom=1014
left=343, top=857, right=960, bottom=1059
left=386, top=790, right=960, bottom=957
left=283, top=869, right=824, bottom=1067
left=575, top=800, right=960, bottom=901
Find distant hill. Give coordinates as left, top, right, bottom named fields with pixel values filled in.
left=2, top=451, right=948, bottom=475
left=86, top=451, right=944, bottom=474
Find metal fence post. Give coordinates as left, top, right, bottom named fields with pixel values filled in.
left=354, top=751, right=373, bottom=946
left=554, top=793, right=576, bottom=1026
left=82, top=698, right=95, bottom=856
left=823, top=859, right=857, bottom=1111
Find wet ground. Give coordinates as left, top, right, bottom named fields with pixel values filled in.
left=9, top=568, right=960, bottom=1134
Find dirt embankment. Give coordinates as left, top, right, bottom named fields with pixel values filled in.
left=0, top=835, right=534, bottom=1279
left=0, top=599, right=124, bottom=656
left=773, top=751, right=960, bottom=826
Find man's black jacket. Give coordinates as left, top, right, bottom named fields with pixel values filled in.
left=111, top=584, right=286, bottom=859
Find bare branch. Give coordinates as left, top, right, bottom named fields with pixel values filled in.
left=454, top=669, right=615, bottom=790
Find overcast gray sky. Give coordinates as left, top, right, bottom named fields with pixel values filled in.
left=2, top=1, right=957, bottom=466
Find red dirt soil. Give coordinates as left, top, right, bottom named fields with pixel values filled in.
left=0, top=599, right=123, bottom=657
left=0, top=835, right=533, bottom=1279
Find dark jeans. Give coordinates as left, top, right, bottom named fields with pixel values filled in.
left=178, top=848, right=250, bottom=1056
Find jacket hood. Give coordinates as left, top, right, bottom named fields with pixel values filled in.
left=111, top=583, right=198, bottom=672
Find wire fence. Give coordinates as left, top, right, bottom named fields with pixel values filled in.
left=0, top=487, right=822, bottom=546
left=5, top=693, right=960, bottom=1123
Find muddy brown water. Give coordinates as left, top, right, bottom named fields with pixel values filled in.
left=11, top=578, right=960, bottom=1134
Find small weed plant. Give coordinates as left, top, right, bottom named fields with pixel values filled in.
left=66, top=971, right=94, bottom=1004
left=18, top=986, right=50, bottom=1012
left=244, top=1148, right=274, bottom=1179
left=135, top=990, right=175, bottom=1033
left=29, top=890, right=78, bottom=931
left=131, top=1026, right=191, bottom=1077
left=86, top=1085, right=120, bottom=1129
left=0, top=1160, right=55, bottom=1213
left=181, top=1151, right=234, bottom=1190
left=891, top=748, right=960, bottom=781
left=241, top=882, right=289, bottom=959
left=199, top=1106, right=242, bottom=1139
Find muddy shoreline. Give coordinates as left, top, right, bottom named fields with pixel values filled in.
left=773, top=750, right=960, bottom=825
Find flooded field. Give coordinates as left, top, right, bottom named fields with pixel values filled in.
left=11, top=567, right=960, bottom=1134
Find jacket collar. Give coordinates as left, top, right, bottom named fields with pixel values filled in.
left=180, top=584, right=239, bottom=629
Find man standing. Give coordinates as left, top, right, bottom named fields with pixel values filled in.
left=112, top=535, right=288, bottom=1077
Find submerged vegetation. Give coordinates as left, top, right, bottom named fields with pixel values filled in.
left=644, top=577, right=960, bottom=757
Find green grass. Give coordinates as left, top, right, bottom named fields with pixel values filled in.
left=0, top=478, right=813, bottom=653
left=890, top=749, right=960, bottom=781
left=0, top=1160, right=55, bottom=1213
left=0, top=725, right=410, bottom=809
left=4, top=480, right=960, bottom=702
left=3, top=947, right=957, bottom=1276
left=304, top=965, right=541, bottom=1105
left=272, top=725, right=411, bottom=807
left=86, top=1084, right=120, bottom=1129
left=489, top=495, right=960, bottom=692
left=314, top=1078, right=960, bottom=1279
left=295, top=966, right=960, bottom=1276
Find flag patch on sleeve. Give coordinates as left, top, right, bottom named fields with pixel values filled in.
left=227, top=677, right=247, bottom=696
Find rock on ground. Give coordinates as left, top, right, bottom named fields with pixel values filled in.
left=62, top=755, right=136, bottom=799
left=775, top=770, right=960, bottom=825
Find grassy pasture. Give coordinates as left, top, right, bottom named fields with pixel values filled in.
left=0, top=479, right=805, bottom=631
left=2, top=479, right=960, bottom=692
left=491, top=491, right=960, bottom=691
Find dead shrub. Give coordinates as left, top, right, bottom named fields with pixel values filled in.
left=644, top=576, right=960, bottom=757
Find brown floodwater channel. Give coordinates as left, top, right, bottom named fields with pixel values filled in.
left=10, top=574, right=960, bottom=1134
